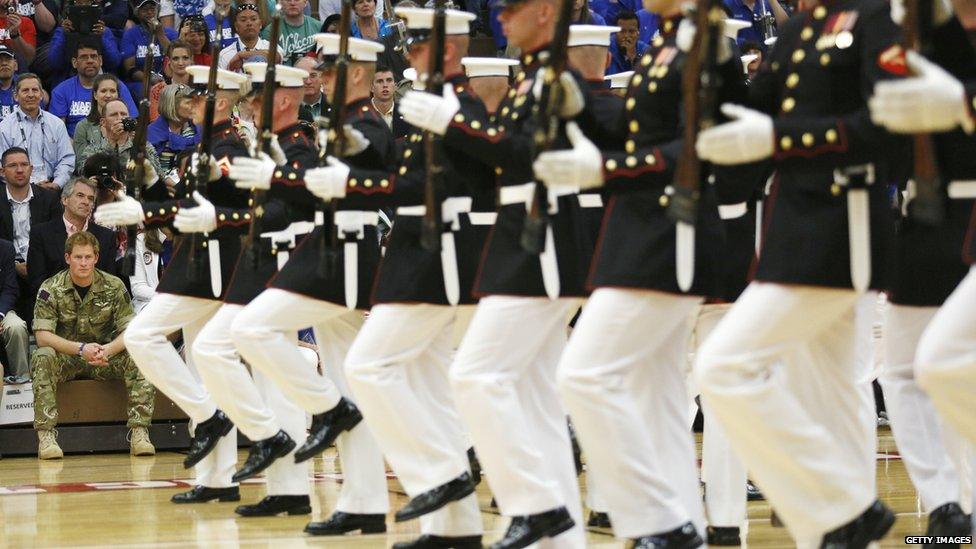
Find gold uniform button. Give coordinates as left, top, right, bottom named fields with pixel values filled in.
left=605, top=159, right=617, bottom=171
left=814, top=5, right=827, bottom=18
left=648, top=82, right=658, bottom=93
left=801, top=27, right=814, bottom=40
left=274, top=170, right=283, bottom=178
left=802, top=133, right=814, bottom=147
left=658, top=194, right=669, bottom=207
left=380, top=179, right=389, bottom=187
left=786, top=73, right=799, bottom=88
left=626, top=97, right=636, bottom=110
left=820, top=53, right=831, bottom=66
left=350, top=177, right=359, bottom=185
left=171, top=206, right=178, bottom=212
left=626, top=156, right=637, bottom=167
left=642, top=55, right=652, bottom=66
left=471, top=120, right=482, bottom=130
left=508, top=89, right=517, bottom=98
left=645, top=154, right=656, bottom=165
left=453, top=114, right=465, bottom=123
left=771, top=61, right=780, bottom=71
left=653, top=36, right=664, bottom=47
left=219, top=214, right=228, bottom=222
left=792, top=49, right=805, bottom=63
left=364, top=179, right=373, bottom=187
left=663, top=20, right=673, bottom=33
left=488, top=128, right=498, bottom=136
left=288, top=173, right=296, bottom=180
left=404, top=149, right=412, bottom=158
left=656, top=66, right=669, bottom=78
left=516, top=72, right=525, bottom=82
left=625, top=140, right=635, bottom=153
left=494, top=167, right=503, bottom=175
left=244, top=213, right=251, bottom=220
left=629, top=120, right=639, bottom=133
left=632, top=74, right=643, bottom=86
left=831, top=184, right=842, bottom=196
left=826, top=129, right=838, bottom=143
left=524, top=54, right=533, bottom=65
left=146, top=211, right=153, bottom=218
left=398, top=167, right=407, bottom=175
left=780, top=136, right=793, bottom=150
left=501, top=107, right=510, bottom=116
left=232, top=212, right=239, bottom=220
left=511, top=112, right=519, bottom=120
left=782, top=97, right=795, bottom=112
left=202, top=241, right=207, bottom=247
left=455, top=86, right=464, bottom=94
left=362, top=106, right=369, bottom=112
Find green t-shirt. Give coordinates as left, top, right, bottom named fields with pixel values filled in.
left=261, top=15, right=322, bottom=63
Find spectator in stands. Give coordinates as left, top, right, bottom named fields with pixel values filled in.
left=321, top=13, right=340, bottom=33
left=50, top=45, right=137, bottom=137
left=0, top=73, right=74, bottom=191
left=725, top=0, right=788, bottom=51
left=206, top=0, right=238, bottom=49
left=0, top=236, right=26, bottom=384
left=370, top=64, right=408, bottom=138
left=608, top=10, right=647, bottom=73
left=27, top=178, right=118, bottom=302
left=0, top=146, right=62, bottom=324
left=98, top=0, right=129, bottom=33
left=635, top=8, right=658, bottom=45
left=121, top=0, right=178, bottom=100
left=131, top=228, right=167, bottom=314
left=263, top=0, right=320, bottom=62
left=46, top=6, right=122, bottom=86
left=149, top=40, right=193, bottom=121
left=351, top=0, right=389, bottom=42
left=16, top=0, right=56, bottom=39
left=32, top=230, right=156, bottom=460
left=0, top=45, right=17, bottom=121
left=73, top=74, right=126, bottom=156
left=219, top=3, right=281, bottom=72
left=148, top=84, right=200, bottom=177
left=571, top=0, right=606, bottom=25
left=0, top=0, right=36, bottom=66
left=75, top=98, right=163, bottom=183
left=178, top=15, right=212, bottom=65
left=320, top=0, right=386, bottom=25
left=296, top=55, right=325, bottom=123
left=741, top=40, right=762, bottom=81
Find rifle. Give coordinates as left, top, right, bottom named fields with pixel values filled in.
left=242, top=5, right=282, bottom=268
left=314, top=0, right=352, bottom=277
left=420, top=0, right=448, bottom=252
left=186, top=5, right=230, bottom=282
left=667, top=0, right=724, bottom=226
left=903, top=0, right=944, bottom=226
left=519, top=0, right=575, bottom=254
left=121, top=19, right=158, bottom=277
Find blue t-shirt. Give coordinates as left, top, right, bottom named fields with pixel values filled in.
left=121, top=25, right=179, bottom=77
left=724, top=0, right=779, bottom=50
left=636, top=9, right=659, bottom=46
left=205, top=13, right=238, bottom=49
left=0, top=85, right=15, bottom=123
left=608, top=38, right=649, bottom=74
left=48, top=76, right=139, bottom=136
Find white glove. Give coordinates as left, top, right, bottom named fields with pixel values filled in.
left=676, top=17, right=732, bottom=63
left=400, top=84, right=460, bottom=135
left=870, top=51, right=972, bottom=134
left=142, top=159, right=158, bottom=187
left=94, top=192, right=145, bottom=227
left=173, top=191, right=218, bottom=233
left=229, top=153, right=276, bottom=190
left=532, top=70, right=585, bottom=119
left=305, top=157, right=350, bottom=201
left=342, top=125, right=370, bottom=156
left=533, top=121, right=604, bottom=189
left=696, top=103, right=774, bottom=164
left=190, top=152, right=222, bottom=182
left=269, top=134, right=287, bottom=166
left=890, top=0, right=952, bottom=26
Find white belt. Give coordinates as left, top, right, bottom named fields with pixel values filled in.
left=948, top=180, right=976, bottom=199
left=718, top=202, right=748, bottom=220
left=335, top=210, right=380, bottom=240
left=396, top=197, right=474, bottom=229
left=466, top=212, right=497, bottom=225
left=499, top=182, right=602, bottom=212
left=260, top=221, right=315, bottom=247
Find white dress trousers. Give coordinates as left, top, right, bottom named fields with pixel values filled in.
left=558, top=288, right=705, bottom=539
left=451, top=295, right=585, bottom=548
left=695, top=282, right=877, bottom=547
left=345, top=303, right=482, bottom=537
left=124, top=293, right=237, bottom=489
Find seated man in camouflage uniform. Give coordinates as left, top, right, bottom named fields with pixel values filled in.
left=32, top=231, right=156, bottom=460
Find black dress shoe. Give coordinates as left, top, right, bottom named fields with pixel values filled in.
left=746, top=480, right=764, bottom=501
left=294, top=398, right=363, bottom=463
left=706, top=526, right=741, bottom=546
left=924, top=502, right=970, bottom=548
left=184, top=410, right=234, bottom=469
left=393, top=534, right=483, bottom=548
left=586, top=511, right=611, bottom=528
left=820, top=500, right=895, bottom=549
left=235, top=495, right=311, bottom=517
left=467, top=447, right=482, bottom=486
left=232, top=430, right=296, bottom=483
left=395, top=472, right=476, bottom=522
left=630, top=522, right=703, bottom=548
left=489, top=506, right=575, bottom=549
left=304, top=511, right=386, bottom=535
left=171, top=485, right=240, bottom=504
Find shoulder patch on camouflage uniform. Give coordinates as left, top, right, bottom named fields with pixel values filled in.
left=38, top=289, right=50, bottom=301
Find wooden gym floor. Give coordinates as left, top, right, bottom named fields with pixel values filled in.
left=0, top=429, right=935, bottom=547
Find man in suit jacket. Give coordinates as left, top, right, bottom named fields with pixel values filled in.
left=0, top=238, right=28, bottom=383
left=1, top=147, right=64, bottom=322
left=27, top=178, right=118, bottom=308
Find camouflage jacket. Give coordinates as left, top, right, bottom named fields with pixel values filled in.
left=32, top=269, right=133, bottom=345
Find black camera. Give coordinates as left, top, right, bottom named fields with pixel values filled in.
left=122, top=117, right=138, bottom=132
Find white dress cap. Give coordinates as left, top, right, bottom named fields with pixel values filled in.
left=604, top=70, right=634, bottom=89
left=242, top=63, right=309, bottom=87
left=568, top=24, right=621, bottom=48
left=724, top=18, right=752, bottom=39
left=313, top=33, right=386, bottom=62
left=461, top=57, right=518, bottom=78
left=186, top=65, right=250, bottom=91
left=394, top=6, right=476, bottom=36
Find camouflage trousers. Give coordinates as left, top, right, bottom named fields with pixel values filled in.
left=31, top=347, right=156, bottom=430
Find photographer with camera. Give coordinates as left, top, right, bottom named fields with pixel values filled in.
left=46, top=0, right=122, bottom=86
left=147, top=83, right=199, bottom=190
left=50, top=44, right=137, bottom=136
left=0, top=0, right=35, bottom=66
left=75, top=98, right=162, bottom=187
left=121, top=0, right=177, bottom=99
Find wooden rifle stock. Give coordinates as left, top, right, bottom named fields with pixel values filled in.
left=122, top=21, right=157, bottom=277
left=243, top=6, right=282, bottom=268
left=520, top=0, right=574, bottom=254
left=904, top=0, right=944, bottom=226
left=420, top=0, right=448, bottom=252
left=667, top=0, right=724, bottom=225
